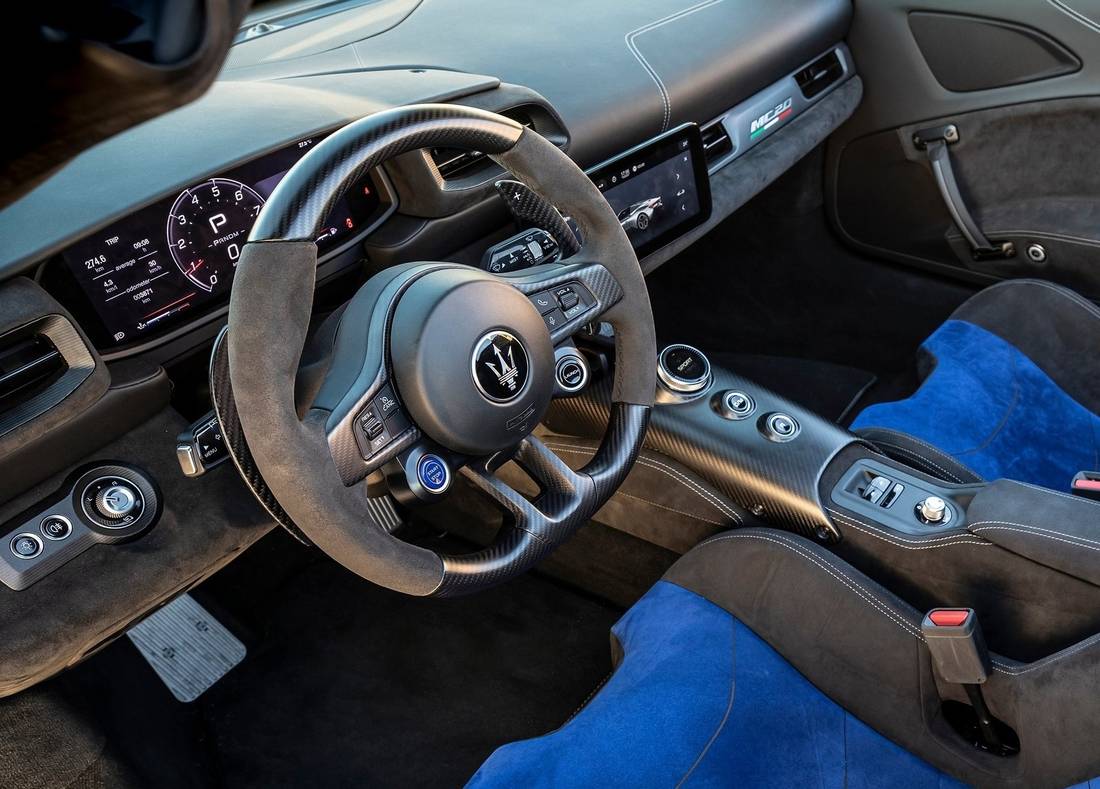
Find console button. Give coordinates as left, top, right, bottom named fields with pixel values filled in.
left=94, top=484, right=139, bottom=520
left=761, top=412, right=800, bottom=443
left=40, top=516, right=72, bottom=541
left=555, top=355, right=588, bottom=393
left=10, top=534, right=42, bottom=560
left=861, top=475, right=891, bottom=505
left=717, top=390, right=755, bottom=420
left=917, top=496, right=948, bottom=524
left=657, top=344, right=712, bottom=394
left=416, top=454, right=451, bottom=494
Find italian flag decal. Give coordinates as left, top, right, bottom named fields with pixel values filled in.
left=749, top=98, right=794, bottom=140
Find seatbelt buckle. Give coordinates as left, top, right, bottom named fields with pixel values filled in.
left=921, top=608, right=990, bottom=684
left=1071, top=471, right=1100, bottom=501
left=922, top=608, right=1019, bottom=757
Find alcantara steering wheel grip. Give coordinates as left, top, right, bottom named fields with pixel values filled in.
left=219, top=104, right=656, bottom=596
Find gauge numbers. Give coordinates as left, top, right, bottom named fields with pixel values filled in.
left=166, top=178, right=265, bottom=292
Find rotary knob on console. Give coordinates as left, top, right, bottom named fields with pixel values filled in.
left=916, top=496, right=947, bottom=524
left=94, top=484, right=138, bottom=521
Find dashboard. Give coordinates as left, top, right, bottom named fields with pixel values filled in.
left=42, top=133, right=394, bottom=354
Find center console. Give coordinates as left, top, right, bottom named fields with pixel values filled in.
left=545, top=343, right=1100, bottom=663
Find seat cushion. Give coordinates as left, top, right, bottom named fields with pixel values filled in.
left=851, top=319, right=1100, bottom=490
left=467, top=580, right=960, bottom=788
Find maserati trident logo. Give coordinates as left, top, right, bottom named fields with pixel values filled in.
left=472, top=330, right=530, bottom=403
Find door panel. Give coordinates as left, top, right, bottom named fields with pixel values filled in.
left=827, top=0, right=1100, bottom=297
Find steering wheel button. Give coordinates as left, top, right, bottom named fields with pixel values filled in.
left=11, top=534, right=42, bottom=560
left=372, top=385, right=401, bottom=418
left=542, top=308, right=565, bottom=331
left=530, top=291, right=555, bottom=315
left=417, top=454, right=451, bottom=494
left=383, top=408, right=411, bottom=437
left=563, top=302, right=587, bottom=320
left=40, top=516, right=72, bottom=541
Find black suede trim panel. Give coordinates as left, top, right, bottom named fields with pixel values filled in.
left=951, top=279, right=1100, bottom=414
left=665, top=528, right=1100, bottom=787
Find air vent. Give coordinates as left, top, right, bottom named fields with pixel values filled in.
left=796, top=50, right=844, bottom=99
left=700, top=120, right=733, bottom=166
left=429, top=105, right=566, bottom=182
left=0, top=333, right=65, bottom=416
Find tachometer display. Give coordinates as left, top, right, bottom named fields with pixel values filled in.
left=166, top=178, right=265, bottom=292
left=57, top=132, right=384, bottom=350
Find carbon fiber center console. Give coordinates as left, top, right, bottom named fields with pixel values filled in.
left=545, top=349, right=860, bottom=542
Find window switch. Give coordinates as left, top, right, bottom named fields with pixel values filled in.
left=881, top=482, right=904, bottom=508
left=861, top=475, right=892, bottom=505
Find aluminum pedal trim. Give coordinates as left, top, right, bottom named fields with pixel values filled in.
left=127, top=594, right=245, bottom=703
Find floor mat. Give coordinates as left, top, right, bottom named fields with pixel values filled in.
left=195, top=530, right=621, bottom=789
left=708, top=352, right=875, bottom=423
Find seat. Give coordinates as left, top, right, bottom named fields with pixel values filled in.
left=850, top=279, right=1100, bottom=490
left=467, top=528, right=1100, bottom=788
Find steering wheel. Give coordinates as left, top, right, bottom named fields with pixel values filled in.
left=219, top=104, right=656, bottom=596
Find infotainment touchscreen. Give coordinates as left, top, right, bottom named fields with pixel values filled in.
left=587, top=123, right=711, bottom=258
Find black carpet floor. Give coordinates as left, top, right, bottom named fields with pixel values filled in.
left=67, top=529, right=621, bottom=789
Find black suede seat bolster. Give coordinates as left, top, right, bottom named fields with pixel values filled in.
left=662, top=528, right=1100, bottom=788
left=950, top=278, right=1100, bottom=415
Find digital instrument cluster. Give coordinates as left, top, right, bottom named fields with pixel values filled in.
left=58, top=134, right=382, bottom=349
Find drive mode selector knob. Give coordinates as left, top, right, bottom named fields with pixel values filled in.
left=94, top=484, right=138, bottom=520
left=80, top=473, right=148, bottom=530
left=916, top=496, right=948, bottom=524
left=658, top=344, right=712, bottom=395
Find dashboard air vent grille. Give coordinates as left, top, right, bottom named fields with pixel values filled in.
left=0, top=333, right=66, bottom=416
left=796, top=50, right=843, bottom=99
left=700, top=120, right=733, bottom=166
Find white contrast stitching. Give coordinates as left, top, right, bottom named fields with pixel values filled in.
left=618, top=491, right=725, bottom=526
left=970, top=525, right=1100, bottom=554
left=1046, top=0, right=1100, bottom=35
left=1012, top=480, right=1100, bottom=512
left=969, top=520, right=1100, bottom=547
left=625, top=0, right=723, bottom=132
left=545, top=441, right=743, bottom=524
left=697, top=532, right=924, bottom=638
left=991, top=633, right=1100, bottom=676
left=861, top=427, right=979, bottom=483
left=825, top=508, right=990, bottom=549
left=868, top=441, right=966, bottom=484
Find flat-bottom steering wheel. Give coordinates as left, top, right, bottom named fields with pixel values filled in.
left=219, top=105, right=656, bottom=596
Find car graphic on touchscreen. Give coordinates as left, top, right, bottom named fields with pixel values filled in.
left=618, top=197, right=663, bottom=233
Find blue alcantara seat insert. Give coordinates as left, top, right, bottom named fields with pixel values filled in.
left=467, top=581, right=962, bottom=788
left=851, top=319, right=1100, bottom=490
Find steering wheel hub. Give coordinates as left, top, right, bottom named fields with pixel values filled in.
left=390, top=267, right=555, bottom=456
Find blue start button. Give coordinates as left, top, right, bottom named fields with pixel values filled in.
left=417, top=454, right=450, bottom=494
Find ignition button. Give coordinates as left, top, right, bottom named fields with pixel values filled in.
left=417, top=454, right=451, bottom=494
